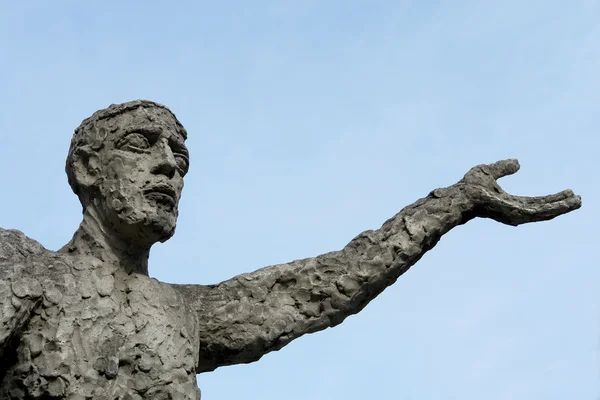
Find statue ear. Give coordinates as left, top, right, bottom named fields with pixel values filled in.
left=72, top=145, right=102, bottom=191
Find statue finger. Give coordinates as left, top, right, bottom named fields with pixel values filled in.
left=513, top=189, right=577, bottom=205
left=486, top=159, right=520, bottom=180
left=520, top=195, right=582, bottom=222
left=482, top=193, right=581, bottom=226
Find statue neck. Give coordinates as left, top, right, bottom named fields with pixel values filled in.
left=59, top=207, right=150, bottom=275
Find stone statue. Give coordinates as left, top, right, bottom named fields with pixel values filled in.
left=0, top=100, right=581, bottom=399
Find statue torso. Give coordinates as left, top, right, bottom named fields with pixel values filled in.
left=0, top=252, right=201, bottom=400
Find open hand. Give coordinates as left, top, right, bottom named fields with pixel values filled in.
left=459, top=159, right=581, bottom=226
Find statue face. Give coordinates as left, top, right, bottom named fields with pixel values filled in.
left=92, top=107, right=189, bottom=245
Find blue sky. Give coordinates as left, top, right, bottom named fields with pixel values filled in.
left=1, top=1, right=598, bottom=399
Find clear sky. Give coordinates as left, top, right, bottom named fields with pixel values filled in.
left=0, top=1, right=598, bottom=399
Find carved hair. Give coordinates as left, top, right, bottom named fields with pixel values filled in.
left=65, top=100, right=187, bottom=209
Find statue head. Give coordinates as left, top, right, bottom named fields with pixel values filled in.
left=66, top=100, right=189, bottom=246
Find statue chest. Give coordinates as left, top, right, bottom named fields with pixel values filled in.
left=7, top=262, right=201, bottom=399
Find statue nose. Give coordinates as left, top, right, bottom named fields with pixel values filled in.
left=152, top=138, right=177, bottom=179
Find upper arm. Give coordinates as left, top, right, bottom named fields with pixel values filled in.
left=0, top=228, right=47, bottom=355
left=172, top=256, right=352, bottom=373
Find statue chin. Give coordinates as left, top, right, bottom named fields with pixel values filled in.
left=148, top=216, right=177, bottom=244
left=94, top=201, right=178, bottom=247
left=146, top=205, right=178, bottom=243
left=118, top=213, right=177, bottom=246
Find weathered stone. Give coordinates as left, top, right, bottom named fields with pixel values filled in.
left=47, top=377, right=66, bottom=397
left=42, top=282, right=63, bottom=305
left=0, top=100, right=581, bottom=399
left=93, top=357, right=107, bottom=374
left=95, top=275, right=114, bottom=297
left=25, top=332, right=44, bottom=358
left=78, top=276, right=94, bottom=299
left=105, top=358, right=119, bottom=379
left=11, top=278, right=42, bottom=299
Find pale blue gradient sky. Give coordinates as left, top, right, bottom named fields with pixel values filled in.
left=0, top=1, right=598, bottom=399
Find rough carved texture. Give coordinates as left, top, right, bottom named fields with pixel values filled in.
left=175, top=184, right=473, bottom=372
left=0, top=243, right=201, bottom=399
left=0, top=100, right=581, bottom=399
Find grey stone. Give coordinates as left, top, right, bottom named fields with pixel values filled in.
left=95, top=275, right=114, bottom=297
left=0, top=100, right=582, bottom=399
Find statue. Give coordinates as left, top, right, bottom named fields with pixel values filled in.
left=0, top=100, right=581, bottom=399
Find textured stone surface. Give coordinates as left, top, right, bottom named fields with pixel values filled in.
left=0, top=100, right=581, bottom=399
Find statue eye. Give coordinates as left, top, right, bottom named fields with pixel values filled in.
left=118, top=133, right=150, bottom=151
left=175, top=154, right=189, bottom=176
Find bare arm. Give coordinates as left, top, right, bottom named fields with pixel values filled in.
left=0, top=228, right=46, bottom=357
left=174, top=159, right=581, bottom=373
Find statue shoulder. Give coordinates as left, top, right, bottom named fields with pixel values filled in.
left=0, top=227, right=47, bottom=264
left=0, top=229, right=48, bottom=355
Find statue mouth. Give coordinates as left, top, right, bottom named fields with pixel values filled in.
left=143, top=184, right=177, bottom=208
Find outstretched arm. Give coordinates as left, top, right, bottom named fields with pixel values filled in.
left=0, top=228, right=47, bottom=357
left=174, top=159, right=581, bottom=373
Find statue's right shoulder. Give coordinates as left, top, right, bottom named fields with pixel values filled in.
left=0, top=229, right=49, bottom=355
left=0, top=228, right=47, bottom=264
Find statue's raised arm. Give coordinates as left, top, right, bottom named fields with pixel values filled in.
left=173, top=159, right=581, bottom=373
left=0, top=101, right=581, bottom=399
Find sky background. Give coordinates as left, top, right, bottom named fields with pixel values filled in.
left=0, top=1, right=598, bottom=399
